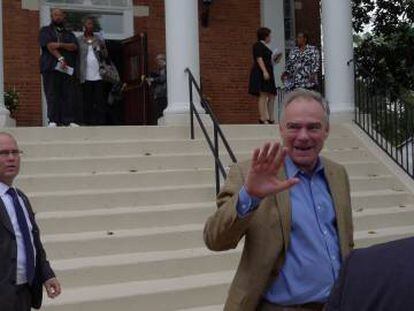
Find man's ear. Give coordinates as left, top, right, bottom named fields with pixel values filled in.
left=324, top=122, right=330, bottom=138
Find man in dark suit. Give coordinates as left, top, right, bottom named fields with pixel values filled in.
left=0, top=132, right=61, bottom=311
left=326, top=237, right=414, bottom=311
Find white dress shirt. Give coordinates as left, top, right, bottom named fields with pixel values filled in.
left=0, top=182, right=36, bottom=285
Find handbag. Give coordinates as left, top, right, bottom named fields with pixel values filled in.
left=99, top=60, right=120, bottom=84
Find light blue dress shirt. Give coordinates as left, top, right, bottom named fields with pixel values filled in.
left=236, top=156, right=341, bottom=305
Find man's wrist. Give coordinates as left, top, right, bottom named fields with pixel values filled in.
left=58, top=56, right=65, bottom=62
left=244, top=184, right=264, bottom=199
left=236, top=186, right=262, bottom=218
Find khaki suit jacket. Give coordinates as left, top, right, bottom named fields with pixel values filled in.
left=204, top=157, right=354, bottom=311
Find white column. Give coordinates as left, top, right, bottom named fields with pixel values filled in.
left=261, top=0, right=285, bottom=87
left=161, top=0, right=203, bottom=125
left=321, top=0, right=354, bottom=117
left=0, top=3, right=15, bottom=127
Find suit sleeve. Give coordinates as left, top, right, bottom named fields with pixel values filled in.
left=203, top=163, right=254, bottom=251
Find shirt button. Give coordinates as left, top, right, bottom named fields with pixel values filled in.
left=332, top=256, right=336, bottom=260
left=323, top=230, right=328, bottom=235
left=317, top=205, right=321, bottom=210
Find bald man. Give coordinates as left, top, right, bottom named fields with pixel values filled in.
left=0, top=133, right=61, bottom=311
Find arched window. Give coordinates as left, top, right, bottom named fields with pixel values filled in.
left=40, top=0, right=134, bottom=40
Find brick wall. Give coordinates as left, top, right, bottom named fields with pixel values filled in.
left=134, top=0, right=261, bottom=124
left=4, top=0, right=320, bottom=126
left=199, top=0, right=260, bottom=124
left=3, top=1, right=42, bottom=126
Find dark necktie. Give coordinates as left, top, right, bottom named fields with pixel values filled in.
left=7, top=188, right=35, bottom=284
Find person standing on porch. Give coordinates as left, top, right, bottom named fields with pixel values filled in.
left=147, top=54, right=168, bottom=121
left=282, top=32, right=320, bottom=92
left=77, top=16, right=109, bottom=125
left=248, top=27, right=282, bottom=124
left=39, top=8, right=79, bottom=127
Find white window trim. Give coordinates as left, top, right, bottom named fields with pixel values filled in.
left=39, top=1, right=134, bottom=40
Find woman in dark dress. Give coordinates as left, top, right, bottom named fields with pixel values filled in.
left=248, top=27, right=280, bottom=124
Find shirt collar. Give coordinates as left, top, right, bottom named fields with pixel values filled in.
left=0, top=182, right=13, bottom=196
left=284, top=155, right=324, bottom=178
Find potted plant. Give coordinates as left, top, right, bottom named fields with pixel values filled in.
left=4, top=88, right=20, bottom=117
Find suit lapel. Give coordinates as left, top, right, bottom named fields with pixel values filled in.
left=0, top=197, right=15, bottom=236
left=322, top=158, right=348, bottom=259
left=274, top=167, right=292, bottom=251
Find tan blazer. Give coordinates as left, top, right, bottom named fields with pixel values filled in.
left=204, top=156, right=354, bottom=311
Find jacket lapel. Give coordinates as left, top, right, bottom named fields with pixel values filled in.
left=0, top=198, right=15, bottom=236
left=322, top=158, right=348, bottom=259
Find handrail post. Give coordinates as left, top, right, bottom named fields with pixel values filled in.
left=188, top=74, right=195, bottom=140
left=185, top=67, right=238, bottom=195
left=214, top=124, right=220, bottom=194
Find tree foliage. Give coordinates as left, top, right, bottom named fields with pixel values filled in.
left=352, top=0, right=414, bottom=96
left=353, top=0, right=414, bottom=146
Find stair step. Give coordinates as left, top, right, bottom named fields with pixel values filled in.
left=21, top=154, right=389, bottom=177
left=355, top=225, right=414, bottom=248
left=43, top=223, right=204, bottom=260
left=29, top=184, right=215, bottom=212
left=28, top=186, right=410, bottom=214
left=349, top=175, right=405, bottom=192
left=37, top=202, right=216, bottom=234
left=8, top=123, right=352, bottom=143
left=351, top=189, right=412, bottom=210
left=16, top=169, right=214, bottom=192
left=353, top=205, right=414, bottom=230
left=53, top=248, right=240, bottom=288
left=19, top=137, right=368, bottom=159
left=21, top=154, right=221, bottom=175
left=43, top=271, right=233, bottom=311
left=178, top=306, right=224, bottom=311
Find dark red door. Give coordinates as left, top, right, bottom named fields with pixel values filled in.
left=121, top=33, right=153, bottom=125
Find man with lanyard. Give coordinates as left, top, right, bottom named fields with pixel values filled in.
left=39, top=8, right=79, bottom=127
left=204, top=89, right=354, bottom=310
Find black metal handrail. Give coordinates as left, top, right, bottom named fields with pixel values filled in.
left=185, top=68, right=237, bottom=194
left=353, top=60, right=414, bottom=179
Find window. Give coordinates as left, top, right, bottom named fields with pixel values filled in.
left=284, top=0, right=296, bottom=50
left=43, top=0, right=130, bottom=8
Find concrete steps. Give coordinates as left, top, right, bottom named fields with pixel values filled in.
left=5, top=123, right=413, bottom=310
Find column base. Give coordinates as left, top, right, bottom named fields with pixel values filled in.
left=158, top=111, right=211, bottom=126
left=329, top=102, right=354, bottom=124
left=0, top=108, right=16, bottom=127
